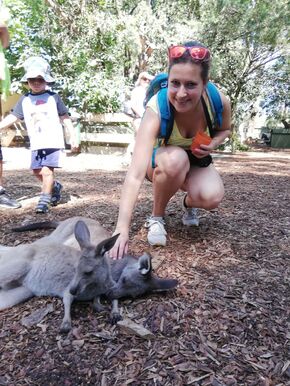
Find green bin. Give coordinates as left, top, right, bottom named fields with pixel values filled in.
left=270, top=129, right=290, bottom=149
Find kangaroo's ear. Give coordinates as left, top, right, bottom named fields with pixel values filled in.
left=74, top=220, right=91, bottom=249
left=152, top=278, right=179, bottom=292
left=138, top=252, right=152, bottom=275
left=95, top=233, right=120, bottom=257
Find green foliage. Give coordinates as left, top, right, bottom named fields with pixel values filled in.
left=260, top=57, right=289, bottom=128
left=196, top=0, right=289, bottom=149
left=4, top=0, right=52, bottom=90
left=3, top=0, right=289, bottom=127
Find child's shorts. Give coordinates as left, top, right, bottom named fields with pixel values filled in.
left=31, top=148, right=64, bottom=170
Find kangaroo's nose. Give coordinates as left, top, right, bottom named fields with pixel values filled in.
left=70, top=285, right=78, bottom=296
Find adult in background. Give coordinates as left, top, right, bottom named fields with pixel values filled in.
left=110, top=41, right=231, bottom=258
left=130, top=71, right=154, bottom=133
left=124, top=71, right=154, bottom=165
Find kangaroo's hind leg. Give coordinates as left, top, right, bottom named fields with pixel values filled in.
left=0, top=287, right=34, bottom=310
left=0, top=258, right=30, bottom=289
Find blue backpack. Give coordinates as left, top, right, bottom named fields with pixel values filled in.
left=144, top=73, right=223, bottom=144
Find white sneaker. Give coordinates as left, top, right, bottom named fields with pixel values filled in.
left=182, top=195, right=199, bottom=226
left=145, top=217, right=167, bottom=246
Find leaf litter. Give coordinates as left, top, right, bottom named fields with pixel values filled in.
left=0, top=150, right=290, bottom=385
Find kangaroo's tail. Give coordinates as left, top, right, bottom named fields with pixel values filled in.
left=11, top=221, right=60, bottom=232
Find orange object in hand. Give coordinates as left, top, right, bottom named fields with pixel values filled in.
left=190, top=131, right=211, bottom=153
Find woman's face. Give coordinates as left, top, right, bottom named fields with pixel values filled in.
left=168, top=62, right=205, bottom=113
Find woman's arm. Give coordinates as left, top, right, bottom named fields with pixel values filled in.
left=193, top=92, right=231, bottom=157
left=109, top=107, right=160, bottom=259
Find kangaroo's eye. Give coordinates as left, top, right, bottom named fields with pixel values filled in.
left=84, top=270, right=93, bottom=276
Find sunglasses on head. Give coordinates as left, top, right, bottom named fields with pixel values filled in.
left=168, top=45, right=210, bottom=62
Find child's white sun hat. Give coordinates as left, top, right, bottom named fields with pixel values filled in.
left=21, top=56, right=55, bottom=83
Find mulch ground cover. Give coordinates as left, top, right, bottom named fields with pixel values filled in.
left=0, top=151, right=289, bottom=386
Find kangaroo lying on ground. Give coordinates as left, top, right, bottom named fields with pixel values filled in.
left=0, top=217, right=178, bottom=332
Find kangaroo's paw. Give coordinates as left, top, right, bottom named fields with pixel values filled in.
left=110, top=312, right=123, bottom=325
left=60, top=320, right=72, bottom=333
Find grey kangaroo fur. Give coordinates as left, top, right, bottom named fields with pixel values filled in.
left=0, top=217, right=178, bottom=332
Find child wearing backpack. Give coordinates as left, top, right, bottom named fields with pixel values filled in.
left=110, top=41, right=232, bottom=258
left=0, top=56, right=79, bottom=213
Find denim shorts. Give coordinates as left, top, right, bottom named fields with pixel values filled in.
left=30, top=148, right=63, bottom=170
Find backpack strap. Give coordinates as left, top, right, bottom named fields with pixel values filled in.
left=201, top=95, right=215, bottom=138
left=206, top=82, right=223, bottom=128
left=201, top=82, right=224, bottom=138
left=157, top=88, right=174, bottom=143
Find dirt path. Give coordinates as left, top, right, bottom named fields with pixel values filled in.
left=0, top=150, right=289, bottom=385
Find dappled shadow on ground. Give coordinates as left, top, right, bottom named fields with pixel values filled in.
left=0, top=153, right=290, bottom=385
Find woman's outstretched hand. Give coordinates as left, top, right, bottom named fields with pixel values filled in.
left=109, top=231, right=129, bottom=260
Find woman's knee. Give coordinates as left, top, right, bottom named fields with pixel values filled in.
left=202, top=193, right=224, bottom=210
left=157, top=149, right=189, bottom=178
left=188, top=185, right=224, bottom=210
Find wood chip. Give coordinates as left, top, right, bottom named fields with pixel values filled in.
left=117, top=318, right=154, bottom=339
